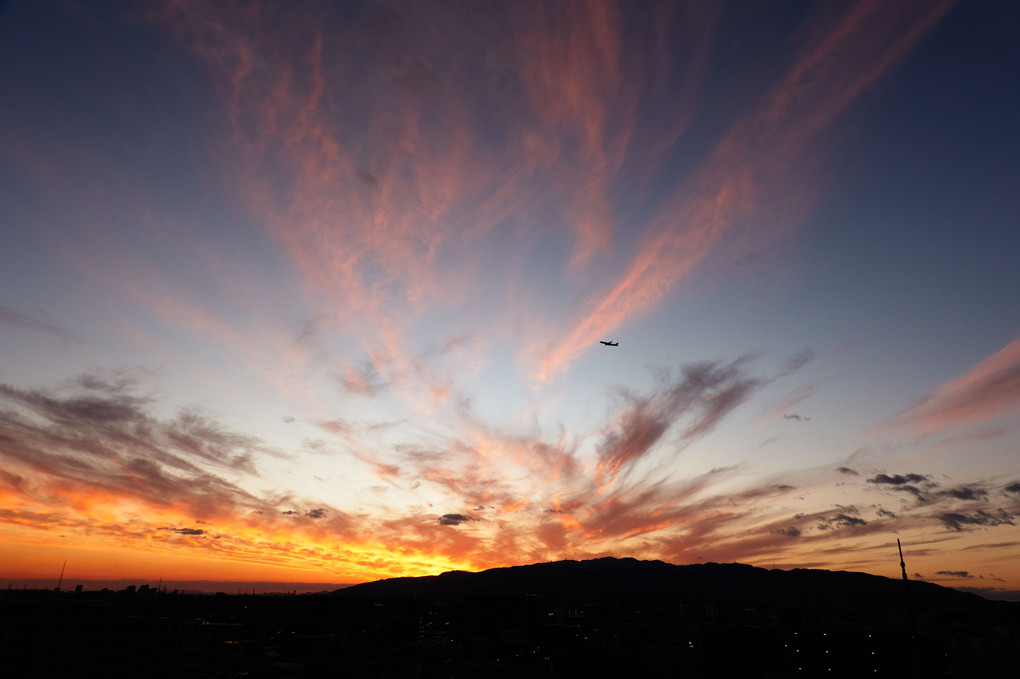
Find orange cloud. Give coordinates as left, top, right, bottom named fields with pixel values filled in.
left=4, top=363, right=1016, bottom=585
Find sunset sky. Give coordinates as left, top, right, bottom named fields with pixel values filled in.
left=2, top=0, right=1019, bottom=597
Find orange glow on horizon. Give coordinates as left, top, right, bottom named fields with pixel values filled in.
left=0, top=476, right=483, bottom=584
left=3, top=468, right=1019, bottom=592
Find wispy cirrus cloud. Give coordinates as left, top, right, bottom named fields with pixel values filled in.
left=0, top=304, right=75, bottom=343
left=594, top=358, right=762, bottom=487
left=538, top=0, right=956, bottom=379
left=0, top=373, right=484, bottom=580
left=151, top=1, right=957, bottom=386
left=938, top=510, right=1014, bottom=532
left=4, top=360, right=1017, bottom=581
left=887, top=338, right=1020, bottom=437
left=0, top=378, right=275, bottom=519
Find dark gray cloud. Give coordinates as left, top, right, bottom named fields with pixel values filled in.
left=940, top=486, right=988, bottom=502
left=875, top=507, right=897, bottom=519
left=817, top=506, right=867, bottom=530
left=869, top=473, right=928, bottom=485
left=817, top=513, right=867, bottom=530
left=938, top=509, right=1014, bottom=532
left=783, top=413, right=810, bottom=422
left=936, top=570, right=977, bottom=579
left=174, top=527, right=204, bottom=536
left=306, top=508, right=327, bottom=519
left=771, top=526, right=801, bottom=537
left=866, top=473, right=937, bottom=502
left=836, top=466, right=859, bottom=475
left=438, top=513, right=475, bottom=526
left=1004, top=482, right=1020, bottom=495
left=777, top=347, right=815, bottom=378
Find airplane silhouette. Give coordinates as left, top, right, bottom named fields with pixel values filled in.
left=600, top=340, right=619, bottom=347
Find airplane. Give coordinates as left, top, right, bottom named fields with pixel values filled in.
left=599, top=340, right=619, bottom=347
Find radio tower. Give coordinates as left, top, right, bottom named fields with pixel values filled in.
left=55, top=560, right=66, bottom=592
left=897, top=539, right=916, bottom=633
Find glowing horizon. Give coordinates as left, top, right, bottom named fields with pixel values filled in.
left=2, top=1, right=1018, bottom=597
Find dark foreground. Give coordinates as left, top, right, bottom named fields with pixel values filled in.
left=2, top=558, right=1018, bottom=678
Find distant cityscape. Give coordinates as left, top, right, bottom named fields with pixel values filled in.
left=3, top=578, right=351, bottom=596
left=2, top=559, right=1017, bottom=677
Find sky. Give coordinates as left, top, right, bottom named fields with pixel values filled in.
left=1, top=0, right=1019, bottom=597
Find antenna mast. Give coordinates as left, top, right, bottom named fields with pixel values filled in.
left=897, top=539, right=916, bottom=633
left=55, top=560, right=67, bottom=592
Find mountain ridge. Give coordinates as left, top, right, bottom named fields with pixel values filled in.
left=338, top=556, right=1001, bottom=617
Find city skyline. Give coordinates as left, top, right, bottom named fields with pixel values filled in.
left=1, top=0, right=1018, bottom=597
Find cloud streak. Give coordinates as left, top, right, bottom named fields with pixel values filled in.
left=889, top=338, right=1020, bottom=437
left=538, top=0, right=955, bottom=378
left=0, top=305, right=75, bottom=343
left=594, top=358, right=762, bottom=487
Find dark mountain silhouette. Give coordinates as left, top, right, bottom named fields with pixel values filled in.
left=3, top=558, right=1017, bottom=677
left=327, top=558, right=1018, bottom=677
left=340, top=556, right=986, bottom=614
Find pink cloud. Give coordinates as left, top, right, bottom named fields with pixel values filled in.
left=888, top=338, right=1020, bottom=437
left=538, top=0, right=956, bottom=380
